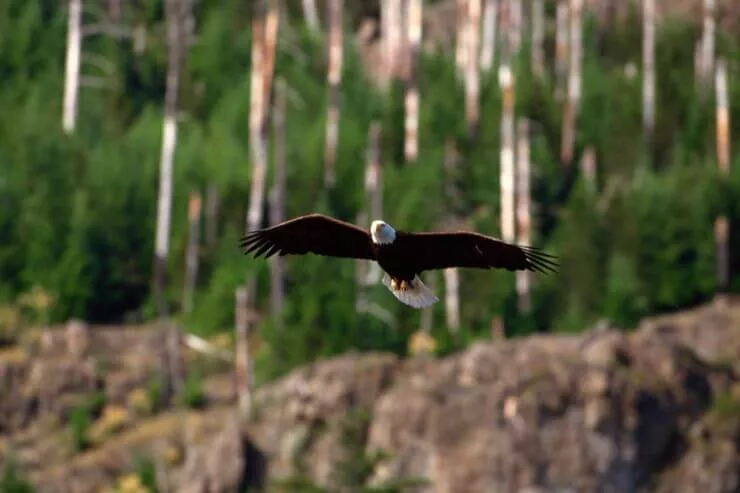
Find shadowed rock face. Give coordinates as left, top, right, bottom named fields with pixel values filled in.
left=1, top=299, right=739, bottom=493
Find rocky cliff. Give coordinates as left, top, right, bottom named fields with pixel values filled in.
left=1, top=297, right=739, bottom=492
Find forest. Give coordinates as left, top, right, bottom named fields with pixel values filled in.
left=1, top=0, right=739, bottom=382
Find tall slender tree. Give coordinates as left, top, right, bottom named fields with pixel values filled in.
left=324, top=0, right=343, bottom=186
left=405, top=0, right=422, bottom=163
left=499, top=65, right=516, bottom=244
left=63, top=0, right=83, bottom=133
left=515, top=119, right=531, bottom=313
left=480, top=0, right=497, bottom=74
left=561, top=0, right=582, bottom=165
left=465, top=0, right=482, bottom=138
left=154, top=0, right=192, bottom=317
left=715, top=59, right=730, bottom=291
left=642, top=0, right=655, bottom=143
left=270, top=79, right=287, bottom=330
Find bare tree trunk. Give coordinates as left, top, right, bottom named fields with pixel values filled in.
left=366, top=123, right=384, bottom=223
left=154, top=0, right=191, bottom=318
left=531, top=0, right=545, bottom=78
left=715, top=59, right=730, bottom=291
left=444, top=268, right=460, bottom=332
left=362, top=122, right=383, bottom=287
left=642, top=0, right=655, bottom=143
left=383, top=0, right=403, bottom=85
left=107, top=0, right=121, bottom=23
left=234, top=287, right=252, bottom=422
left=561, top=0, right=582, bottom=165
left=405, top=0, right=422, bottom=163
left=262, top=5, right=280, bottom=107
left=698, top=0, right=715, bottom=93
left=355, top=210, right=369, bottom=298
left=480, top=0, right=497, bottom=74
left=205, top=184, right=220, bottom=251
left=443, top=140, right=461, bottom=333
left=515, top=118, right=531, bottom=313
left=555, top=1, right=569, bottom=100
left=420, top=271, right=437, bottom=333
left=580, top=146, right=597, bottom=193
left=246, top=1, right=266, bottom=236
left=499, top=65, right=516, bottom=244
left=63, top=0, right=83, bottom=133
left=456, top=0, right=469, bottom=78
left=246, top=0, right=277, bottom=236
left=509, top=0, right=522, bottom=56
left=324, top=0, right=343, bottom=187
left=270, top=79, right=287, bottom=330
left=182, top=190, right=202, bottom=315
left=465, top=0, right=482, bottom=138
left=302, top=0, right=320, bottom=32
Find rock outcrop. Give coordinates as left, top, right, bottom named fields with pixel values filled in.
left=0, top=298, right=739, bottom=493
left=246, top=298, right=740, bottom=493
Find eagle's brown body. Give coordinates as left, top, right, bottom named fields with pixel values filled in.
left=240, top=213, right=558, bottom=308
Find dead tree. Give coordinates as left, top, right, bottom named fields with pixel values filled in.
left=499, top=65, right=516, bottom=244
left=480, top=0, right=498, bottom=74
left=555, top=1, right=569, bottom=100
left=443, top=140, right=461, bottom=333
left=465, top=0, right=482, bottom=138
left=234, top=287, right=252, bottom=422
left=455, top=0, right=469, bottom=78
left=154, top=0, right=192, bottom=318
left=246, top=0, right=278, bottom=237
left=63, top=0, right=83, bottom=133
left=698, top=0, right=715, bottom=92
left=509, top=0, right=522, bottom=56
left=361, top=122, right=384, bottom=288
left=561, top=0, right=582, bottom=165
left=405, top=0, right=422, bottom=163
left=270, top=79, right=287, bottom=330
left=324, top=0, right=343, bottom=187
left=642, top=0, right=655, bottom=143
left=302, top=0, right=320, bottom=32
left=205, top=184, right=220, bottom=251
left=382, top=0, right=404, bottom=86
left=355, top=122, right=395, bottom=324
left=420, top=272, right=437, bottom=333
left=182, top=190, right=202, bottom=315
left=580, top=146, right=597, bottom=193
left=515, top=119, right=531, bottom=313
left=715, top=59, right=730, bottom=290
left=531, top=0, right=545, bottom=78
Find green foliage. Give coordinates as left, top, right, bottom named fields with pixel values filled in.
left=179, top=370, right=207, bottom=409
left=132, top=455, right=160, bottom=493
left=2, top=1, right=740, bottom=381
left=67, top=390, right=107, bottom=452
left=68, top=405, right=92, bottom=452
left=270, top=407, right=429, bottom=493
left=146, top=376, right=165, bottom=414
left=0, top=453, right=35, bottom=493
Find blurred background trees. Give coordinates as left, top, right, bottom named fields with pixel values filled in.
left=0, top=0, right=738, bottom=381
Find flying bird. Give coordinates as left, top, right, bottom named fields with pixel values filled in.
left=239, top=213, right=558, bottom=309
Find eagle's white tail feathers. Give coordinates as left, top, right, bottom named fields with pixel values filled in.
left=381, top=273, right=439, bottom=309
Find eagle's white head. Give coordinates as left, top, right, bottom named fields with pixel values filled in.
left=371, top=220, right=396, bottom=245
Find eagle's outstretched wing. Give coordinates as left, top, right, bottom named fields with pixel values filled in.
left=394, top=231, right=558, bottom=274
left=239, top=213, right=376, bottom=260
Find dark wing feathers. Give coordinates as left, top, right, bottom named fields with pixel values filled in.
left=239, top=213, right=375, bottom=260
left=394, top=231, right=558, bottom=274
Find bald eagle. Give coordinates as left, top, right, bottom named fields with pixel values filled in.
left=239, top=213, right=558, bottom=308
